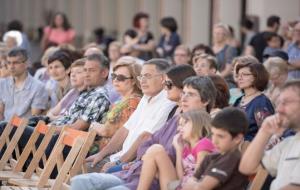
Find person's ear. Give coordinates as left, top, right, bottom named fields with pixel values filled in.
left=233, top=133, right=244, bottom=145
left=101, top=68, right=109, bottom=79
left=160, top=74, right=166, bottom=85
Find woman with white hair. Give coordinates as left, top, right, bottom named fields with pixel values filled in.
left=264, top=57, right=289, bottom=104
left=2, top=30, right=23, bottom=49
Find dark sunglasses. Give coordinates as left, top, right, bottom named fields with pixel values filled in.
left=164, top=80, right=174, bottom=90
left=111, top=73, right=133, bottom=82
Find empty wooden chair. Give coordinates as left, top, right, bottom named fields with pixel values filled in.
left=5, top=127, right=96, bottom=190
left=0, top=115, right=28, bottom=170
left=0, top=121, right=56, bottom=182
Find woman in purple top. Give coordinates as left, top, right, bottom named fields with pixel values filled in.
left=70, top=74, right=218, bottom=190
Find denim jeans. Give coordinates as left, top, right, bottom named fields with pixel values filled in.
left=70, top=173, right=130, bottom=190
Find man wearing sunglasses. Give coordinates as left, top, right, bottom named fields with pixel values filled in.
left=0, top=48, right=48, bottom=122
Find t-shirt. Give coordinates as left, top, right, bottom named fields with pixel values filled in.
left=180, top=138, right=215, bottom=188
left=194, top=149, right=249, bottom=190
left=233, top=94, right=274, bottom=141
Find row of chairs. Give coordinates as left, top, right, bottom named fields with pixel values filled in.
left=0, top=115, right=97, bottom=190
left=0, top=115, right=269, bottom=190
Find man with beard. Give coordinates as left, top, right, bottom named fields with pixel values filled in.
left=239, top=80, right=300, bottom=190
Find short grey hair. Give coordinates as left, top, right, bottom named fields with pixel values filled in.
left=183, top=76, right=217, bottom=113
left=143, top=58, right=170, bottom=73
left=86, top=53, right=109, bottom=70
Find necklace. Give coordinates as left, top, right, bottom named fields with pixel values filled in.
left=240, top=91, right=261, bottom=105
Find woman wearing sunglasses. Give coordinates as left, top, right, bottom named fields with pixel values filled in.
left=90, top=58, right=142, bottom=149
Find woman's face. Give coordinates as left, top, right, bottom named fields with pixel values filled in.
left=213, top=27, right=227, bottom=43
left=193, top=58, right=212, bottom=76
left=48, top=60, right=69, bottom=82
left=112, top=66, right=136, bottom=96
left=174, top=48, right=189, bottom=65
left=164, top=76, right=182, bottom=102
left=269, top=71, right=287, bottom=87
left=138, top=18, right=149, bottom=31
left=54, top=14, right=64, bottom=27
left=181, top=85, right=207, bottom=113
left=108, top=45, right=121, bottom=62
left=236, top=67, right=255, bottom=90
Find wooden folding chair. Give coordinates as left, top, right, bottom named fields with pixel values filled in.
left=0, top=121, right=56, bottom=182
left=4, top=127, right=96, bottom=190
left=0, top=115, right=28, bottom=170
left=248, top=166, right=269, bottom=190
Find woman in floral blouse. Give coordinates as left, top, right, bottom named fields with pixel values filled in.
left=90, top=57, right=142, bottom=148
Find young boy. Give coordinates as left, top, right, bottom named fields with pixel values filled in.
left=182, top=107, right=249, bottom=190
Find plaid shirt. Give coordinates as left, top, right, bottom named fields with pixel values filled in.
left=50, top=86, right=110, bottom=126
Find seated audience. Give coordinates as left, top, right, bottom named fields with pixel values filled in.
left=47, top=49, right=73, bottom=108
left=193, top=54, right=218, bottom=76
left=0, top=53, right=111, bottom=162
left=156, top=17, right=181, bottom=60
left=240, top=80, right=300, bottom=190
left=264, top=57, right=289, bottom=104
left=173, top=45, right=191, bottom=65
left=263, top=32, right=284, bottom=62
left=182, top=107, right=249, bottom=190
left=47, top=58, right=86, bottom=121
left=89, top=57, right=143, bottom=148
left=287, top=21, right=300, bottom=79
left=0, top=48, right=9, bottom=78
left=137, top=110, right=215, bottom=190
left=212, top=23, right=237, bottom=78
left=208, top=75, right=230, bottom=118
left=70, top=75, right=217, bottom=190
left=0, top=48, right=48, bottom=121
left=34, top=46, right=60, bottom=83
left=233, top=56, right=274, bottom=141
left=84, top=59, right=175, bottom=172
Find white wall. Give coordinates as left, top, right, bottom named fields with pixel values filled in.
left=219, top=0, right=241, bottom=40
left=247, top=0, right=300, bottom=31
left=184, top=0, right=211, bottom=47
left=0, top=0, right=299, bottom=48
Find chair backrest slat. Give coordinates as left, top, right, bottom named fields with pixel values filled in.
left=0, top=115, right=28, bottom=170
left=13, top=121, right=56, bottom=174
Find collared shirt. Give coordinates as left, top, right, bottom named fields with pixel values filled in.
left=0, top=74, right=48, bottom=121
left=50, top=86, right=110, bottom=126
left=110, top=90, right=175, bottom=161
left=287, top=42, right=300, bottom=79
left=262, top=132, right=300, bottom=190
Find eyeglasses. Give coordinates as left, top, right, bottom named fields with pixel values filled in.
left=181, top=91, right=200, bottom=99
left=137, top=74, right=162, bottom=81
left=6, top=60, right=26, bottom=65
left=111, top=73, right=133, bottom=82
left=164, top=80, right=174, bottom=90
left=236, top=72, right=253, bottom=78
left=275, top=99, right=300, bottom=107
